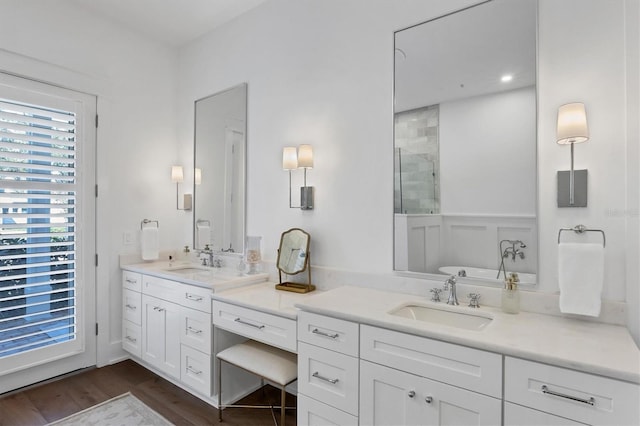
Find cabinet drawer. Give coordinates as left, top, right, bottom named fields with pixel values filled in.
left=360, top=325, right=502, bottom=398
left=298, top=342, right=359, bottom=416
left=123, top=288, right=142, bottom=325
left=181, top=345, right=211, bottom=396
left=122, top=320, right=141, bottom=358
left=212, top=301, right=297, bottom=352
left=122, top=270, right=142, bottom=292
left=298, top=311, right=359, bottom=357
left=297, top=393, right=358, bottom=426
left=181, top=307, right=212, bottom=354
left=504, top=402, right=587, bottom=425
left=180, top=285, right=212, bottom=313
left=505, top=357, right=640, bottom=426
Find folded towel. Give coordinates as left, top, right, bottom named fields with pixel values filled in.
left=141, top=227, right=159, bottom=260
left=196, top=223, right=211, bottom=249
left=558, top=242, right=604, bottom=317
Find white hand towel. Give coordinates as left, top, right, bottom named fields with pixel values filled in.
left=141, top=227, right=159, bottom=260
left=558, top=242, right=604, bottom=317
left=196, top=224, right=211, bottom=249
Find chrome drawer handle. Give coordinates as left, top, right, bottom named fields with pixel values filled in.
left=125, top=336, right=137, bottom=343
left=312, top=328, right=339, bottom=339
left=187, top=366, right=202, bottom=375
left=312, top=372, right=339, bottom=384
left=541, top=385, right=595, bottom=406
left=125, top=304, right=137, bottom=310
left=185, top=293, right=203, bottom=302
left=187, top=326, right=203, bottom=335
left=407, top=390, right=415, bottom=398
left=153, top=306, right=164, bottom=312
left=125, top=278, right=137, bottom=284
left=234, top=318, right=265, bottom=329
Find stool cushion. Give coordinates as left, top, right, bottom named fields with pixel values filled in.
left=217, top=340, right=297, bottom=386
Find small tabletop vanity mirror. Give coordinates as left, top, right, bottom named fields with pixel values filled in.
left=275, top=228, right=315, bottom=293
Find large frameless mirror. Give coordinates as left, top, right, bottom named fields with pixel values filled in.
left=193, top=83, right=247, bottom=253
left=393, top=0, right=538, bottom=286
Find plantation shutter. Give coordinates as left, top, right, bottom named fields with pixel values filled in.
left=0, top=97, right=78, bottom=358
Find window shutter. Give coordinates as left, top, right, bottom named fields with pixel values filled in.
left=0, top=98, right=78, bottom=358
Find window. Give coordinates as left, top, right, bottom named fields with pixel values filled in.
left=0, top=93, right=80, bottom=359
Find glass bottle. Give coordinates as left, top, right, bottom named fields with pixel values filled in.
left=245, top=236, right=262, bottom=274
left=501, top=273, right=520, bottom=314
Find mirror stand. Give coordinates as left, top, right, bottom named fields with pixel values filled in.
left=275, top=227, right=315, bottom=293
left=275, top=255, right=315, bottom=293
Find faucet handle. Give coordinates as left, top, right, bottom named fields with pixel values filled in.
left=468, top=293, right=481, bottom=308
left=443, top=275, right=456, bottom=290
left=430, top=288, right=442, bottom=302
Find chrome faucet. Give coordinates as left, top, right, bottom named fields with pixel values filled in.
left=443, top=275, right=459, bottom=305
left=497, top=239, right=526, bottom=279
left=199, top=244, right=223, bottom=268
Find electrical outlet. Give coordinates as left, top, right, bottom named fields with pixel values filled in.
left=123, top=231, right=134, bottom=245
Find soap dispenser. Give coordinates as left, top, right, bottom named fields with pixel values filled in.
left=501, top=272, right=520, bottom=314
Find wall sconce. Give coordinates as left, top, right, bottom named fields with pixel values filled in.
left=171, top=165, right=192, bottom=210
left=556, top=102, right=589, bottom=207
left=283, top=144, right=314, bottom=210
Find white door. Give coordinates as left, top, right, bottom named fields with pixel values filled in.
left=0, top=72, right=97, bottom=392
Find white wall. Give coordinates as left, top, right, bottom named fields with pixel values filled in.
left=0, top=0, right=182, bottom=364
left=440, top=86, right=536, bottom=215
left=178, top=0, right=637, bottom=339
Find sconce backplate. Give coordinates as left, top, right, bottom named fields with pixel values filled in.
left=557, top=169, right=587, bottom=208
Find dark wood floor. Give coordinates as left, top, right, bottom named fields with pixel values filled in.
left=0, top=360, right=296, bottom=426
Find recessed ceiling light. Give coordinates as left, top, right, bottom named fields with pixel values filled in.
left=501, top=74, right=513, bottom=83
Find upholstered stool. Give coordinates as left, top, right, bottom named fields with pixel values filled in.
left=217, top=340, right=297, bottom=425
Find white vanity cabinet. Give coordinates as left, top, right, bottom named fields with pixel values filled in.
left=504, top=357, right=640, bottom=426
left=359, top=325, right=502, bottom=426
left=122, top=271, right=213, bottom=397
left=297, top=311, right=360, bottom=426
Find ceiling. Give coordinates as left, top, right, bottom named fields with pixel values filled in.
left=68, top=0, right=268, bottom=47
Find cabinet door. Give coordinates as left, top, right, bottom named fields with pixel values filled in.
left=142, top=294, right=181, bottom=379
left=360, top=360, right=427, bottom=426
left=360, top=360, right=501, bottom=426
left=504, top=402, right=588, bottom=426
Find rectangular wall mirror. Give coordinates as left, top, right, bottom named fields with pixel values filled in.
left=193, top=83, right=247, bottom=253
left=393, top=0, right=538, bottom=286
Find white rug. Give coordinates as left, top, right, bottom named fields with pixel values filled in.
left=48, top=392, right=172, bottom=426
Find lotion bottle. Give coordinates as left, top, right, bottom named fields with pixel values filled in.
left=501, top=272, right=520, bottom=314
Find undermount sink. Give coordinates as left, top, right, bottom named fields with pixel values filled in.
left=163, top=266, right=212, bottom=274
left=389, top=303, right=493, bottom=331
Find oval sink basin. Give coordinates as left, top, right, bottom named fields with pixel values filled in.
left=163, top=266, right=212, bottom=274
left=389, top=303, right=493, bottom=331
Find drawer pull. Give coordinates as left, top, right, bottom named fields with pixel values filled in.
left=125, top=304, right=137, bottom=310
left=312, top=328, right=339, bottom=339
left=185, top=293, right=203, bottom=302
left=425, top=396, right=433, bottom=404
left=407, top=390, right=415, bottom=398
left=541, top=385, right=595, bottom=406
left=153, top=306, right=164, bottom=312
left=187, top=365, right=203, bottom=375
left=312, top=372, right=339, bottom=385
left=234, top=318, right=265, bottom=329
left=187, top=326, right=203, bottom=335
left=125, top=336, right=137, bottom=343
left=125, top=278, right=137, bottom=284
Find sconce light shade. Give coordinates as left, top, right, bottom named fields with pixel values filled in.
left=557, top=102, right=589, bottom=145
left=171, top=165, right=184, bottom=183
left=556, top=102, right=589, bottom=208
left=297, top=144, right=314, bottom=168
left=195, top=168, right=202, bottom=185
left=282, top=147, right=298, bottom=170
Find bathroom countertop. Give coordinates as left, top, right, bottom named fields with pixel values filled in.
left=211, top=282, right=321, bottom=320
left=295, top=286, right=640, bottom=384
left=121, top=260, right=269, bottom=292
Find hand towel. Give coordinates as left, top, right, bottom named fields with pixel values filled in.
left=558, top=242, right=604, bottom=317
left=141, top=227, right=159, bottom=260
left=196, top=223, right=211, bottom=249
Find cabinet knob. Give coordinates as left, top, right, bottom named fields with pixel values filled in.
left=425, top=396, right=433, bottom=404
left=408, top=390, right=416, bottom=398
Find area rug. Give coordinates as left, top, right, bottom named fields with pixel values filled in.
left=48, top=392, right=172, bottom=426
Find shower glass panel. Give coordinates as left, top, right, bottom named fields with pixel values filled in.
left=394, top=105, right=440, bottom=214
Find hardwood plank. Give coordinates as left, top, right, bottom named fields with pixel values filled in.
left=0, top=393, right=48, bottom=426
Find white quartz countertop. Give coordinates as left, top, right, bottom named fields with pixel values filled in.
left=294, top=286, right=640, bottom=384
left=121, top=260, right=269, bottom=292
left=211, top=282, right=321, bottom=320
